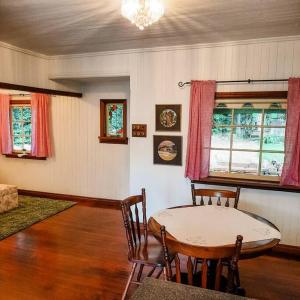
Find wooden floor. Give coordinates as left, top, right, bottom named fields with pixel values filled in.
left=0, top=202, right=299, bottom=300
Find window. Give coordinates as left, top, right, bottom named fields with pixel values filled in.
left=99, top=99, right=128, bottom=144
left=10, top=103, right=32, bottom=153
left=209, top=98, right=287, bottom=181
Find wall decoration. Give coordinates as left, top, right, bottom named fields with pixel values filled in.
left=99, top=99, right=128, bottom=144
left=156, top=104, right=181, bottom=132
left=132, top=124, right=147, bottom=137
left=153, top=135, right=182, bottom=166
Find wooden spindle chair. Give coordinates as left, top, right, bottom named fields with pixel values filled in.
left=161, top=225, right=243, bottom=294
left=121, top=189, right=169, bottom=300
left=191, top=184, right=241, bottom=208
left=191, top=184, right=242, bottom=290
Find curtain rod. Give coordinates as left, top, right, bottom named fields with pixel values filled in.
left=178, top=78, right=288, bottom=88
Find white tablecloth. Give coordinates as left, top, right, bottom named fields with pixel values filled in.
left=152, top=206, right=281, bottom=247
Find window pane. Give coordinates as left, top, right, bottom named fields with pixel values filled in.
left=24, top=122, right=32, bottom=136
left=232, top=127, right=261, bottom=150
left=261, top=153, right=284, bottom=176
left=12, top=107, right=22, bottom=121
left=13, top=136, right=23, bottom=151
left=22, top=107, right=32, bottom=122
left=264, top=109, right=286, bottom=126
left=210, top=150, right=230, bottom=172
left=213, top=109, right=232, bottom=126
left=231, top=151, right=259, bottom=174
left=263, top=128, right=285, bottom=151
left=233, top=109, right=262, bottom=126
left=12, top=122, right=22, bottom=135
left=24, top=137, right=32, bottom=151
left=106, top=104, right=124, bottom=137
left=211, top=127, right=231, bottom=148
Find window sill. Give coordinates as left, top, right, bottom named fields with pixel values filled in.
left=192, top=176, right=300, bottom=193
left=98, top=136, right=128, bottom=144
left=4, top=154, right=47, bottom=160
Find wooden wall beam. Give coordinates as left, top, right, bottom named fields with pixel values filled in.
left=0, top=81, right=82, bottom=98
left=215, top=91, right=287, bottom=99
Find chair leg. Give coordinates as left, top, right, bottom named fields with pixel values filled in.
left=122, top=263, right=137, bottom=300
left=163, top=267, right=167, bottom=281
left=193, top=257, right=198, bottom=274
left=137, top=264, right=144, bottom=282
left=155, top=268, right=164, bottom=279
left=235, top=267, right=240, bottom=287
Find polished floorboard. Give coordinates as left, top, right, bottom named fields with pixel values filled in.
left=0, top=202, right=299, bottom=300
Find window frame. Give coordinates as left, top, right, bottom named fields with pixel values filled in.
left=10, top=99, right=32, bottom=154
left=98, top=99, right=128, bottom=144
left=209, top=91, right=287, bottom=182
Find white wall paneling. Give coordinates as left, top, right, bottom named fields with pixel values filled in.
left=0, top=41, right=80, bottom=92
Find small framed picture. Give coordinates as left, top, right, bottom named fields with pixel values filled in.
left=156, top=104, right=181, bottom=131
left=153, top=135, right=182, bottom=166
left=99, top=99, right=128, bottom=144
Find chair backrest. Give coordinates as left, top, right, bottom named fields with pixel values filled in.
left=191, top=184, right=241, bottom=208
left=121, top=188, right=148, bottom=258
left=160, top=226, right=243, bottom=292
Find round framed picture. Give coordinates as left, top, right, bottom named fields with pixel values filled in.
left=154, top=135, right=182, bottom=166
left=156, top=105, right=181, bottom=131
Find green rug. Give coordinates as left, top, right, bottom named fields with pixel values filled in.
left=0, top=196, right=76, bottom=240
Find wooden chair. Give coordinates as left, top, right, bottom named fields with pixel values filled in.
left=121, top=189, right=168, bottom=300
left=191, top=184, right=242, bottom=290
left=191, top=184, right=241, bottom=208
left=160, top=225, right=243, bottom=294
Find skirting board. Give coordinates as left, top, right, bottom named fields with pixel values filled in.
left=18, top=189, right=121, bottom=210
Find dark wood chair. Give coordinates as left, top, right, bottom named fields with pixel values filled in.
left=121, top=189, right=168, bottom=300
left=160, top=225, right=243, bottom=294
left=191, top=184, right=242, bottom=290
left=191, top=184, right=241, bottom=208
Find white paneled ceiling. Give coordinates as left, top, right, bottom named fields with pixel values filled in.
left=0, top=0, right=300, bottom=55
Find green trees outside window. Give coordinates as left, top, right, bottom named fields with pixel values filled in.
left=11, top=105, right=32, bottom=152
left=210, top=106, right=286, bottom=178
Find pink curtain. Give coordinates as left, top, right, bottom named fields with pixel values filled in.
left=31, top=93, right=52, bottom=157
left=0, top=94, right=12, bottom=154
left=185, top=80, right=216, bottom=180
left=281, top=78, right=300, bottom=186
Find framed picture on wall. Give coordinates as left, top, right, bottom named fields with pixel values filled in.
left=153, top=135, right=182, bottom=166
left=156, top=104, right=181, bottom=132
left=99, top=99, right=128, bottom=144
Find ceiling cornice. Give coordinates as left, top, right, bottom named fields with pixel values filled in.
left=1, top=35, right=300, bottom=62
left=49, top=35, right=300, bottom=61
left=0, top=41, right=49, bottom=60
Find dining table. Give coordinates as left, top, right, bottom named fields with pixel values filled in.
left=148, top=205, right=281, bottom=259
left=148, top=205, right=281, bottom=295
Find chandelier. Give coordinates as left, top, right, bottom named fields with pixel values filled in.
left=121, top=0, right=165, bottom=30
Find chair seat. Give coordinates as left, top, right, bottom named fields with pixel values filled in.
left=129, top=238, right=167, bottom=267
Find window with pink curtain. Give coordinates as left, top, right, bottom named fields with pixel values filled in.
left=281, top=78, right=300, bottom=187
left=0, top=94, right=12, bottom=154
left=31, top=93, right=52, bottom=158
left=185, top=80, right=216, bottom=180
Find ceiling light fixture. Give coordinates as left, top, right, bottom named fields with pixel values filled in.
left=121, top=0, right=164, bottom=30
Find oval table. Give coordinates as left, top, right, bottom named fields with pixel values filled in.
left=148, top=205, right=281, bottom=294
left=148, top=205, right=281, bottom=259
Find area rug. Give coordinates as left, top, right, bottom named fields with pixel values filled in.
left=0, top=195, right=76, bottom=240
